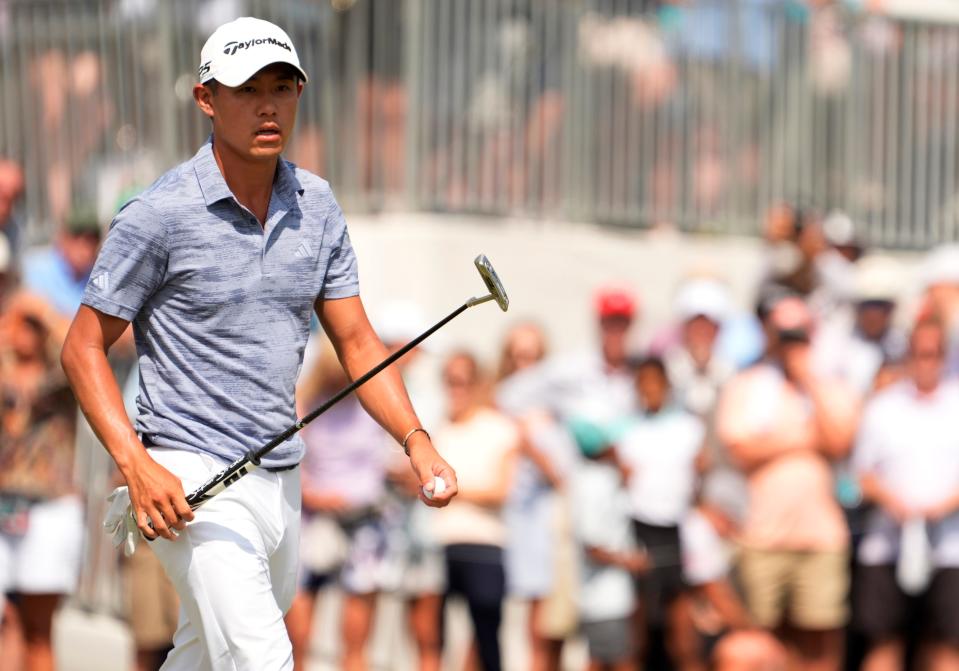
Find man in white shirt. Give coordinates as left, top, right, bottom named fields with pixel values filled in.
left=852, top=318, right=959, bottom=671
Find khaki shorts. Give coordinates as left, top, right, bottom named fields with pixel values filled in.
left=124, top=541, right=179, bottom=650
left=737, top=548, right=849, bottom=630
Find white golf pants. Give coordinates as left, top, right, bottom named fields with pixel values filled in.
left=147, top=447, right=300, bottom=671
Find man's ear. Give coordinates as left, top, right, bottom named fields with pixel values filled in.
left=193, top=84, right=215, bottom=119
left=296, top=80, right=304, bottom=99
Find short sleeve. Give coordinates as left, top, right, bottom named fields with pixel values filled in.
left=81, top=199, right=168, bottom=321
left=319, top=199, right=359, bottom=300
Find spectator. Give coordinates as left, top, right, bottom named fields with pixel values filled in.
left=496, top=287, right=640, bottom=667
left=673, top=504, right=754, bottom=671
left=0, top=160, right=24, bottom=251
left=816, top=210, right=862, bottom=310
left=851, top=318, right=959, bottom=671
left=814, top=255, right=907, bottom=396
left=659, top=277, right=751, bottom=537
left=0, top=292, right=82, bottom=671
left=498, top=322, right=577, bottom=671
left=124, top=545, right=179, bottom=671
left=918, top=245, right=959, bottom=376
left=717, top=296, right=860, bottom=671
left=662, top=276, right=736, bottom=418
left=498, top=285, right=639, bottom=427
left=760, top=203, right=827, bottom=301
left=374, top=300, right=448, bottom=671
left=285, top=341, right=391, bottom=671
left=569, top=417, right=646, bottom=671
left=22, top=209, right=101, bottom=319
left=712, top=630, right=789, bottom=671
left=614, top=356, right=705, bottom=670
left=760, top=204, right=863, bottom=320
left=434, top=351, right=520, bottom=671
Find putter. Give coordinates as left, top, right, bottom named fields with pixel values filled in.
left=183, top=254, right=509, bottom=509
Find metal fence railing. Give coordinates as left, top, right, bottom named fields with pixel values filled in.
left=3, top=1, right=959, bottom=249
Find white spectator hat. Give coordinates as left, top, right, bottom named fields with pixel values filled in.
left=854, top=255, right=903, bottom=303
left=674, top=278, right=730, bottom=323
left=0, top=234, right=10, bottom=273
left=921, top=244, right=959, bottom=288
left=823, top=210, right=859, bottom=248
left=373, top=300, right=432, bottom=349
left=197, top=17, right=307, bottom=87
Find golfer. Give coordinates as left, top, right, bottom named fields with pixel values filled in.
left=60, top=17, right=457, bottom=670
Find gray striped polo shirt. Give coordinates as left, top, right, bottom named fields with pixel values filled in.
left=82, top=138, right=359, bottom=468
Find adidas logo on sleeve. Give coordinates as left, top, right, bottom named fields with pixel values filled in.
left=91, top=272, right=110, bottom=291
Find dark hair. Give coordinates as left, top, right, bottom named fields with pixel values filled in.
left=204, top=64, right=302, bottom=95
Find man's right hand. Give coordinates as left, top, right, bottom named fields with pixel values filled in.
left=122, top=450, right=195, bottom=540
left=878, top=491, right=912, bottom=524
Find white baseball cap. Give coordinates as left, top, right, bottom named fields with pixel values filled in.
left=373, top=300, right=435, bottom=351
left=197, top=17, right=308, bottom=87
left=921, top=244, right=959, bottom=288
left=854, top=255, right=903, bottom=303
left=674, top=278, right=730, bottom=323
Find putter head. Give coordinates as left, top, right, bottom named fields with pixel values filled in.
left=474, top=254, right=509, bottom=312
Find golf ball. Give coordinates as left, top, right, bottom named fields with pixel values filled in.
left=423, top=475, right=447, bottom=500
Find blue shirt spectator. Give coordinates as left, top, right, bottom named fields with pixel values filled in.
left=23, top=211, right=102, bottom=318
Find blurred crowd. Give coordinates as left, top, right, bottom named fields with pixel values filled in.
left=1, top=0, right=945, bottom=243
left=5, top=135, right=959, bottom=671
left=1, top=3, right=959, bottom=670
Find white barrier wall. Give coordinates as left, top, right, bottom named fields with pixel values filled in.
left=348, top=212, right=924, bottom=364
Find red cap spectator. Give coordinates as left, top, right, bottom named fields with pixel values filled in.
left=595, top=286, right=637, bottom=321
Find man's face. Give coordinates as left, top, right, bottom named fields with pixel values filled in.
left=504, top=325, right=545, bottom=374
left=636, top=365, right=668, bottom=413
left=58, top=231, right=101, bottom=277
left=856, top=300, right=894, bottom=341
left=194, top=63, right=303, bottom=162
left=911, top=324, right=945, bottom=393
left=443, top=355, right=480, bottom=418
left=682, top=315, right=719, bottom=364
left=599, top=315, right=631, bottom=367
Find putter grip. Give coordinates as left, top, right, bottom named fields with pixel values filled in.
left=144, top=455, right=259, bottom=540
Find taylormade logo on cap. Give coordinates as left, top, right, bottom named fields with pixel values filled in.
left=223, top=37, right=292, bottom=56
left=198, top=17, right=307, bottom=88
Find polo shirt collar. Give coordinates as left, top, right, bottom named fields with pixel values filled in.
left=272, top=154, right=303, bottom=210
left=194, top=136, right=304, bottom=209
left=194, top=137, right=232, bottom=207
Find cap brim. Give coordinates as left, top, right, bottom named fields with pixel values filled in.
left=207, top=58, right=308, bottom=87
left=681, top=310, right=722, bottom=323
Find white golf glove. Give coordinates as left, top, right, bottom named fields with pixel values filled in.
left=103, top=486, right=140, bottom=557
